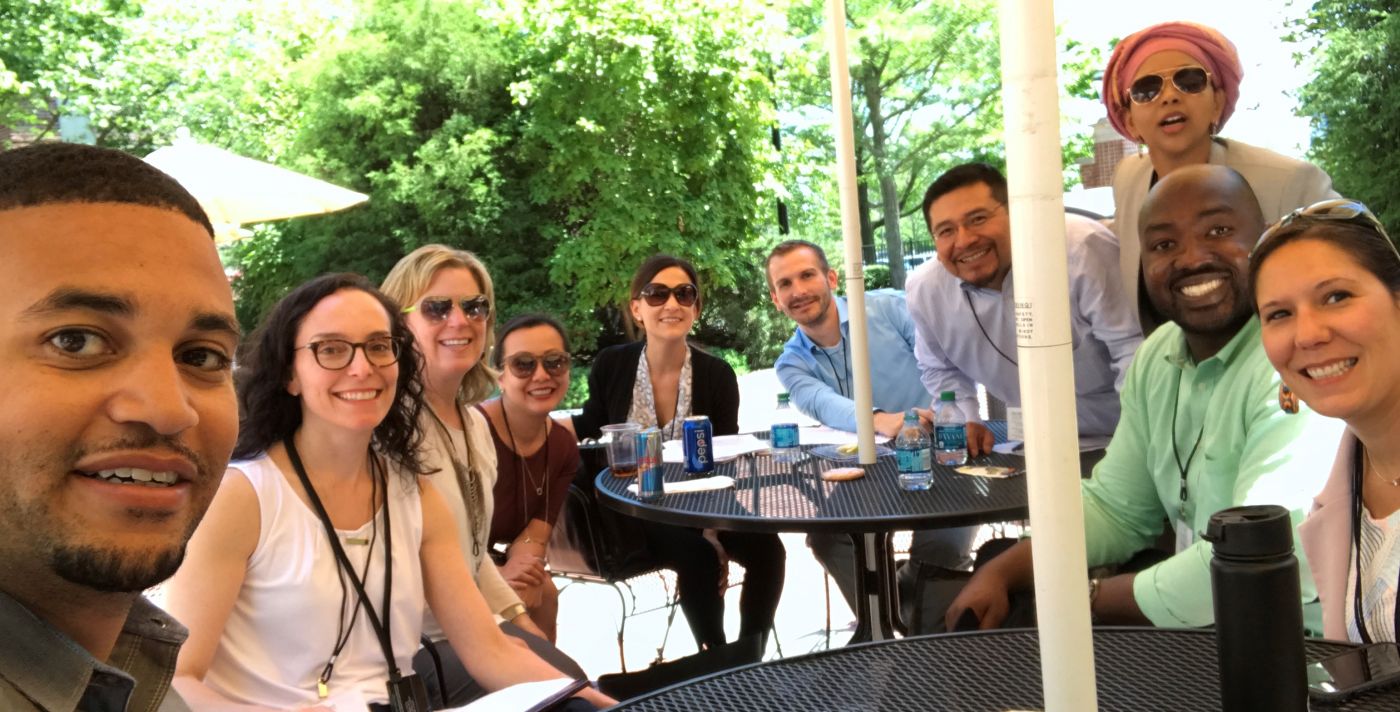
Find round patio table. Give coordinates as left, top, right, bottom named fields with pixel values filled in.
left=596, top=447, right=1029, bottom=642
left=607, top=627, right=1395, bottom=711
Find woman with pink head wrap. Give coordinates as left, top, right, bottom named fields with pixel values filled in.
left=1103, top=21, right=1337, bottom=332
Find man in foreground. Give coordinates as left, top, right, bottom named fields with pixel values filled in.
left=0, top=142, right=240, bottom=710
left=944, top=165, right=1335, bottom=630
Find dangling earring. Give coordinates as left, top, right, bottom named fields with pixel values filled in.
left=1209, top=121, right=1219, bottom=136
left=1278, top=383, right=1299, bottom=414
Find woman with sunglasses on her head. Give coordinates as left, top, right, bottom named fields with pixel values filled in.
left=381, top=246, right=590, bottom=706
left=1252, top=201, right=1400, bottom=643
left=475, top=314, right=580, bottom=643
left=569, top=254, right=786, bottom=651
left=165, top=273, right=610, bottom=710
left=1103, top=21, right=1337, bottom=330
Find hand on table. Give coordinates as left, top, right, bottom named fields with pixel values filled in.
left=944, top=567, right=1011, bottom=631
left=577, top=686, right=619, bottom=708
left=873, top=411, right=906, bottom=438
left=965, top=421, right=995, bottom=457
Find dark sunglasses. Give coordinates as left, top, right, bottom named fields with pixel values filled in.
left=296, top=337, right=400, bottom=370
left=637, top=282, right=698, bottom=308
left=404, top=295, right=491, bottom=323
left=1256, top=199, right=1398, bottom=257
left=1127, top=66, right=1212, bottom=105
left=505, top=351, right=572, bottom=379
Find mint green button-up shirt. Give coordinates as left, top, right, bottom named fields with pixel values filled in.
left=1081, top=317, right=1340, bottom=630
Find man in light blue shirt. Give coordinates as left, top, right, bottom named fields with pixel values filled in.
left=768, top=240, right=976, bottom=610
left=907, top=163, right=1142, bottom=454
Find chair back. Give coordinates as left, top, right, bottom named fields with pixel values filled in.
left=548, top=446, right=660, bottom=581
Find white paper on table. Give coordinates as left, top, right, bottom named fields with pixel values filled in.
left=628, top=475, right=735, bottom=495
left=795, top=425, right=890, bottom=446
left=661, top=434, right=770, bottom=463
left=992, top=433, right=1111, bottom=455
left=446, top=678, right=576, bottom=711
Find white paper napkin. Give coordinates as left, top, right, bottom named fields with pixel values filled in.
left=627, top=475, right=735, bottom=495
left=661, top=434, right=770, bottom=463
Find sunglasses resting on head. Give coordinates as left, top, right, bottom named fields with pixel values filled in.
left=1255, top=199, right=1398, bottom=256
left=636, top=282, right=698, bottom=307
left=404, top=295, right=491, bottom=322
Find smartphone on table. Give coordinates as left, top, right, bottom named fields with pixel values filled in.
left=1307, top=642, right=1400, bottom=705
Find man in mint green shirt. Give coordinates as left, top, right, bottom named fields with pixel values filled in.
left=944, top=164, right=1338, bottom=630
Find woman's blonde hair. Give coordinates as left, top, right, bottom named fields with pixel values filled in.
left=382, top=244, right=500, bottom=404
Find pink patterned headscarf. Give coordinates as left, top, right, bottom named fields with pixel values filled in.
left=1101, top=21, right=1243, bottom=141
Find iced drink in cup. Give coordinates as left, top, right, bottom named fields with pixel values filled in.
left=601, top=422, right=642, bottom=477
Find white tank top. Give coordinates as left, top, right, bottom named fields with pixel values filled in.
left=204, top=455, right=425, bottom=707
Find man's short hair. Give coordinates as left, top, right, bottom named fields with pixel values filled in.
left=0, top=142, right=214, bottom=237
left=765, top=239, right=830, bottom=284
left=921, top=163, right=1009, bottom=235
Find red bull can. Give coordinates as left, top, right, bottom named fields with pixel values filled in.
left=637, top=427, right=664, bottom=501
left=683, top=416, right=714, bottom=475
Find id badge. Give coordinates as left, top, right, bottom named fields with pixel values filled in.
left=1006, top=406, right=1024, bottom=442
left=1174, top=518, right=1194, bottom=554
left=386, top=674, right=430, bottom=712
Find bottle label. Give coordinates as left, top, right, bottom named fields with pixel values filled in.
left=897, top=447, right=931, bottom=472
left=935, top=424, right=966, bottom=450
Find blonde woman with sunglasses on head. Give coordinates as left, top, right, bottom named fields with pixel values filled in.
left=475, top=314, right=580, bottom=643
left=381, top=246, right=600, bottom=708
left=1103, top=21, right=1337, bottom=331
left=567, top=254, right=786, bottom=652
left=1252, top=201, right=1400, bottom=643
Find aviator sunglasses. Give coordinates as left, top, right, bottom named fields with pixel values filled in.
left=404, top=295, right=491, bottom=323
left=1256, top=199, right=1398, bottom=257
left=636, top=282, right=699, bottom=308
left=505, top=351, right=572, bottom=379
left=1127, top=66, right=1212, bottom=105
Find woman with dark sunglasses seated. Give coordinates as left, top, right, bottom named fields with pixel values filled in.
left=1252, top=201, right=1400, bottom=643
left=382, top=246, right=591, bottom=706
left=165, top=273, right=610, bottom=710
left=475, top=314, right=581, bottom=642
left=1102, top=21, right=1337, bottom=331
left=568, top=254, right=786, bottom=651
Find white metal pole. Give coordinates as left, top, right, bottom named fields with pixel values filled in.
left=825, top=0, right=877, bottom=464
left=999, top=0, right=1098, bottom=710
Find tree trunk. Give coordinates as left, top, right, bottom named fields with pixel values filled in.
left=860, top=63, right=905, bottom=288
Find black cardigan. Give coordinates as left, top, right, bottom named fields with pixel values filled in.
left=573, top=341, right=740, bottom=439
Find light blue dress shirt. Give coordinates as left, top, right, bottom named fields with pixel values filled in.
left=904, top=213, right=1143, bottom=438
left=775, top=290, right=931, bottom=432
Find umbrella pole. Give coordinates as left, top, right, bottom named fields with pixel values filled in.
left=999, top=1, right=1098, bottom=710
left=825, top=0, right=877, bottom=465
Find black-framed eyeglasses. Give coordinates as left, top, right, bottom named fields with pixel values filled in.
left=404, top=295, right=491, bottom=323
left=1256, top=199, right=1398, bottom=257
left=295, top=337, right=401, bottom=370
left=1127, top=66, right=1212, bottom=105
left=505, top=351, right=572, bottom=379
left=636, top=282, right=698, bottom=308
left=931, top=203, right=1005, bottom=244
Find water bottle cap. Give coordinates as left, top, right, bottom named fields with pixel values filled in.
left=939, top=391, right=955, bottom=402
left=1203, top=505, right=1294, bottom=559
left=777, top=392, right=790, bottom=407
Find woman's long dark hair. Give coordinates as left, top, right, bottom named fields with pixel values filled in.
left=233, top=273, right=429, bottom=475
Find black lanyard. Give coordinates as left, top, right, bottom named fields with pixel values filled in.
left=1349, top=439, right=1400, bottom=644
left=284, top=437, right=407, bottom=683
left=1170, top=367, right=1204, bottom=520
left=815, top=336, right=849, bottom=398
left=962, top=289, right=1017, bottom=367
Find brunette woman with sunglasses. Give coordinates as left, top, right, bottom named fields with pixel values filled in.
left=382, top=246, right=592, bottom=706
left=569, top=254, right=786, bottom=652
left=474, top=314, right=580, bottom=643
left=1252, top=201, right=1400, bottom=643
left=1103, top=21, right=1337, bottom=331
left=165, top=274, right=611, bottom=710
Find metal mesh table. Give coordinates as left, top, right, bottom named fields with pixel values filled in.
left=609, top=628, right=1394, bottom=711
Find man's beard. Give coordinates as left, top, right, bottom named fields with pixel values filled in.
left=50, top=542, right=187, bottom=593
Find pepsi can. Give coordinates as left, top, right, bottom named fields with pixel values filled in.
left=637, top=427, right=664, bottom=501
left=683, top=416, right=715, bottom=475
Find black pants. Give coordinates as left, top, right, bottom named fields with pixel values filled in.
left=412, top=620, right=587, bottom=708
left=641, top=520, right=786, bottom=649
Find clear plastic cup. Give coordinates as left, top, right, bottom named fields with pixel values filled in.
left=601, top=422, right=642, bottom=477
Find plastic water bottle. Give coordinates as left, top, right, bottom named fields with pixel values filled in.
left=771, top=392, right=801, bottom=463
left=895, top=409, right=933, bottom=491
left=934, top=391, right=968, bottom=466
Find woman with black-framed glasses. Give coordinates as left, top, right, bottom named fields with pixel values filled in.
left=1102, top=21, right=1338, bottom=332
left=164, top=273, right=610, bottom=710
left=474, top=313, right=580, bottom=642
left=1252, top=200, right=1400, bottom=644
left=567, top=254, right=786, bottom=652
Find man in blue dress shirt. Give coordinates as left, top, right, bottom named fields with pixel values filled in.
left=767, top=239, right=977, bottom=612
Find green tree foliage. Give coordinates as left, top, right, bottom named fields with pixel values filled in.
left=1295, top=0, right=1400, bottom=230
